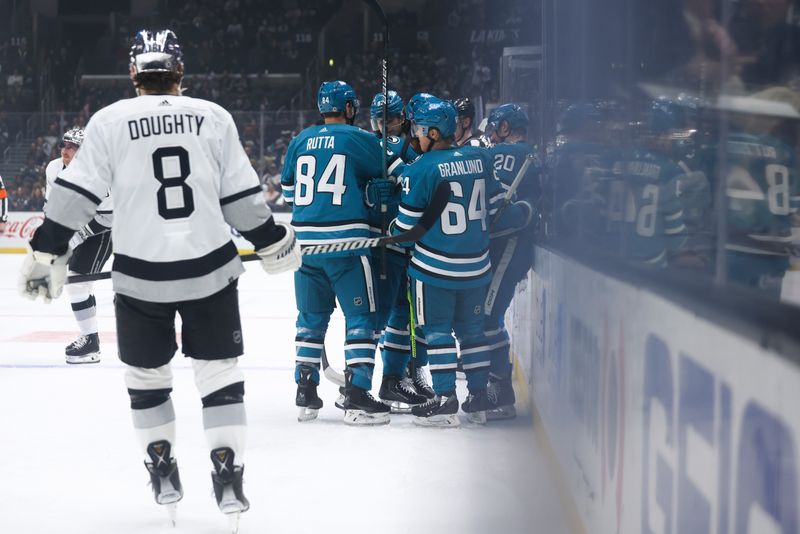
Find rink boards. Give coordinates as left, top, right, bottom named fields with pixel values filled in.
left=512, top=245, right=800, bottom=534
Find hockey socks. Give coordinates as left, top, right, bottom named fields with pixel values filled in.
left=66, top=280, right=99, bottom=336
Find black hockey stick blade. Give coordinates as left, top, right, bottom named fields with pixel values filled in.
left=66, top=181, right=451, bottom=284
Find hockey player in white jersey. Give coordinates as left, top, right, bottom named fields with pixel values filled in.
left=44, top=126, right=113, bottom=364
left=19, top=29, right=300, bottom=530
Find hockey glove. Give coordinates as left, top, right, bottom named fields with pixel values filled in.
left=490, top=200, right=534, bottom=239
left=18, top=244, right=71, bottom=302
left=365, top=178, right=397, bottom=209
left=256, top=222, right=301, bottom=274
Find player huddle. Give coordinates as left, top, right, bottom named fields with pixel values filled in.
left=282, top=83, right=536, bottom=428
left=16, top=28, right=538, bottom=530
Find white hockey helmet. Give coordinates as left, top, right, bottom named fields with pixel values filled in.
left=61, top=126, right=85, bottom=147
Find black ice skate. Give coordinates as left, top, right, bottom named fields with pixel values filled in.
left=487, top=376, right=517, bottom=421
left=64, top=333, right=100, bottom=364
left=379, top=374, right=428, bottom=413
left=211, top=447, right=249, bottom=533
left=296, top=367, right=323, bottom=422
left=144, top=440, right=183, bottom=525
left=412, top=393, right=460, bottom=428
left=341, top=369, right=390, bottom=426
left=410, top=363, right=435, bottom=399
left=461, top=389, right=489, bottom=425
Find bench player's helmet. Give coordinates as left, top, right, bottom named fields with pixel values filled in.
left=648, top=94, right=702, bottom=134
left=318, top=81, right=360, bottom=115
left=411, top=97, right=457, bottom=139
left=61, top=126, right=85, bottom=148
left=129, top=29, right=184, bottom=75
left=486, top=104, right=529, bottom=141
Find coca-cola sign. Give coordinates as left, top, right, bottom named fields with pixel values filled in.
left=1, top=212, right=44, bottom=249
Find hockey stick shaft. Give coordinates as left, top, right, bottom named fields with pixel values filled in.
left=321, top=348, right=345, bottom=387
left=407, top=283, right=417, bottom=374
left=490, top=153, right=536, bottom=226
left=363, top=0, right=390, bottom=281
left=67, top=181, right=451, bottom=284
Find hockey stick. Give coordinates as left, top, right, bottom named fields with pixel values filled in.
left=67, top=181, right=451, bottom=285
left=490, top=153, right=536, bottom=227
left=407, top=283, right=417, bottom=376
left=321, top=347, right=345, bottom=387
left=363, top=0, right=390, bottom=281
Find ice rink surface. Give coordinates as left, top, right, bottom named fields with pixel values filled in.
left=0, top=254, right=567, bottom=534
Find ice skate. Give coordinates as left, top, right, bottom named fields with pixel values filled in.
left=410, top=364, right=435, bottom=399
left=144, top=440, right=183, bottom=526
left=64, top=333, right=100, bottom=364
left=295, top=367, right=323, bottom=422
left=341, top=370, right=390, bottom=425
left=412, top=393, right=460, bottom=427
left=210, top=447, right=249, bottom=533
left=334, top=386, right=346, bottom=410
left=487, top=376, right=517, bottom=421
left=379, top=374, right=427, bottom=413
left=461, top=389, right=488, bottom=425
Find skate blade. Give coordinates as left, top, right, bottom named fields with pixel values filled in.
left=166, top=502, right=177, bottom=527
left=343, top=409, right=390, bottom=426
left=413, top=414, right=460, bottom=428
left=225, top=511, right=240, bottom=534
left=466, top=410, right=487, bottom=425
left=297, top=406, right=319, bottom=422
left=383, top=400, right=413, bottom=414
left=486, top=405, right=517, bottom=421
left=65, top=353, right=101, bottom=364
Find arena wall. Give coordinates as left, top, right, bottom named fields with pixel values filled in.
left=513, top=244, right=800, bottom=534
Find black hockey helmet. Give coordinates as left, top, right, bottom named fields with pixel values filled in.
left=129, top=29, right=184, bottom=75
left=453, top=97, right=476, bottom=120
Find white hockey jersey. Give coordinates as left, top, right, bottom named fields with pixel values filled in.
left=45, top=94, right=272, bottom=302
left=46, top=157, right=114, bottom=227
left=44, top=158, right=62, bottom=203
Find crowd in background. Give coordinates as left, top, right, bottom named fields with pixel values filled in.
left=0, top=0, right=533, bottom=214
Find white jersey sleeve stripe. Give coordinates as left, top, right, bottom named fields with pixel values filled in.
left=53, top=177, right=102, bottom=204
left=220, top=185, right=263, bottom=206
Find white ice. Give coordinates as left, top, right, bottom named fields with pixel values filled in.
left=0, top=255, right=568, bottom=534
